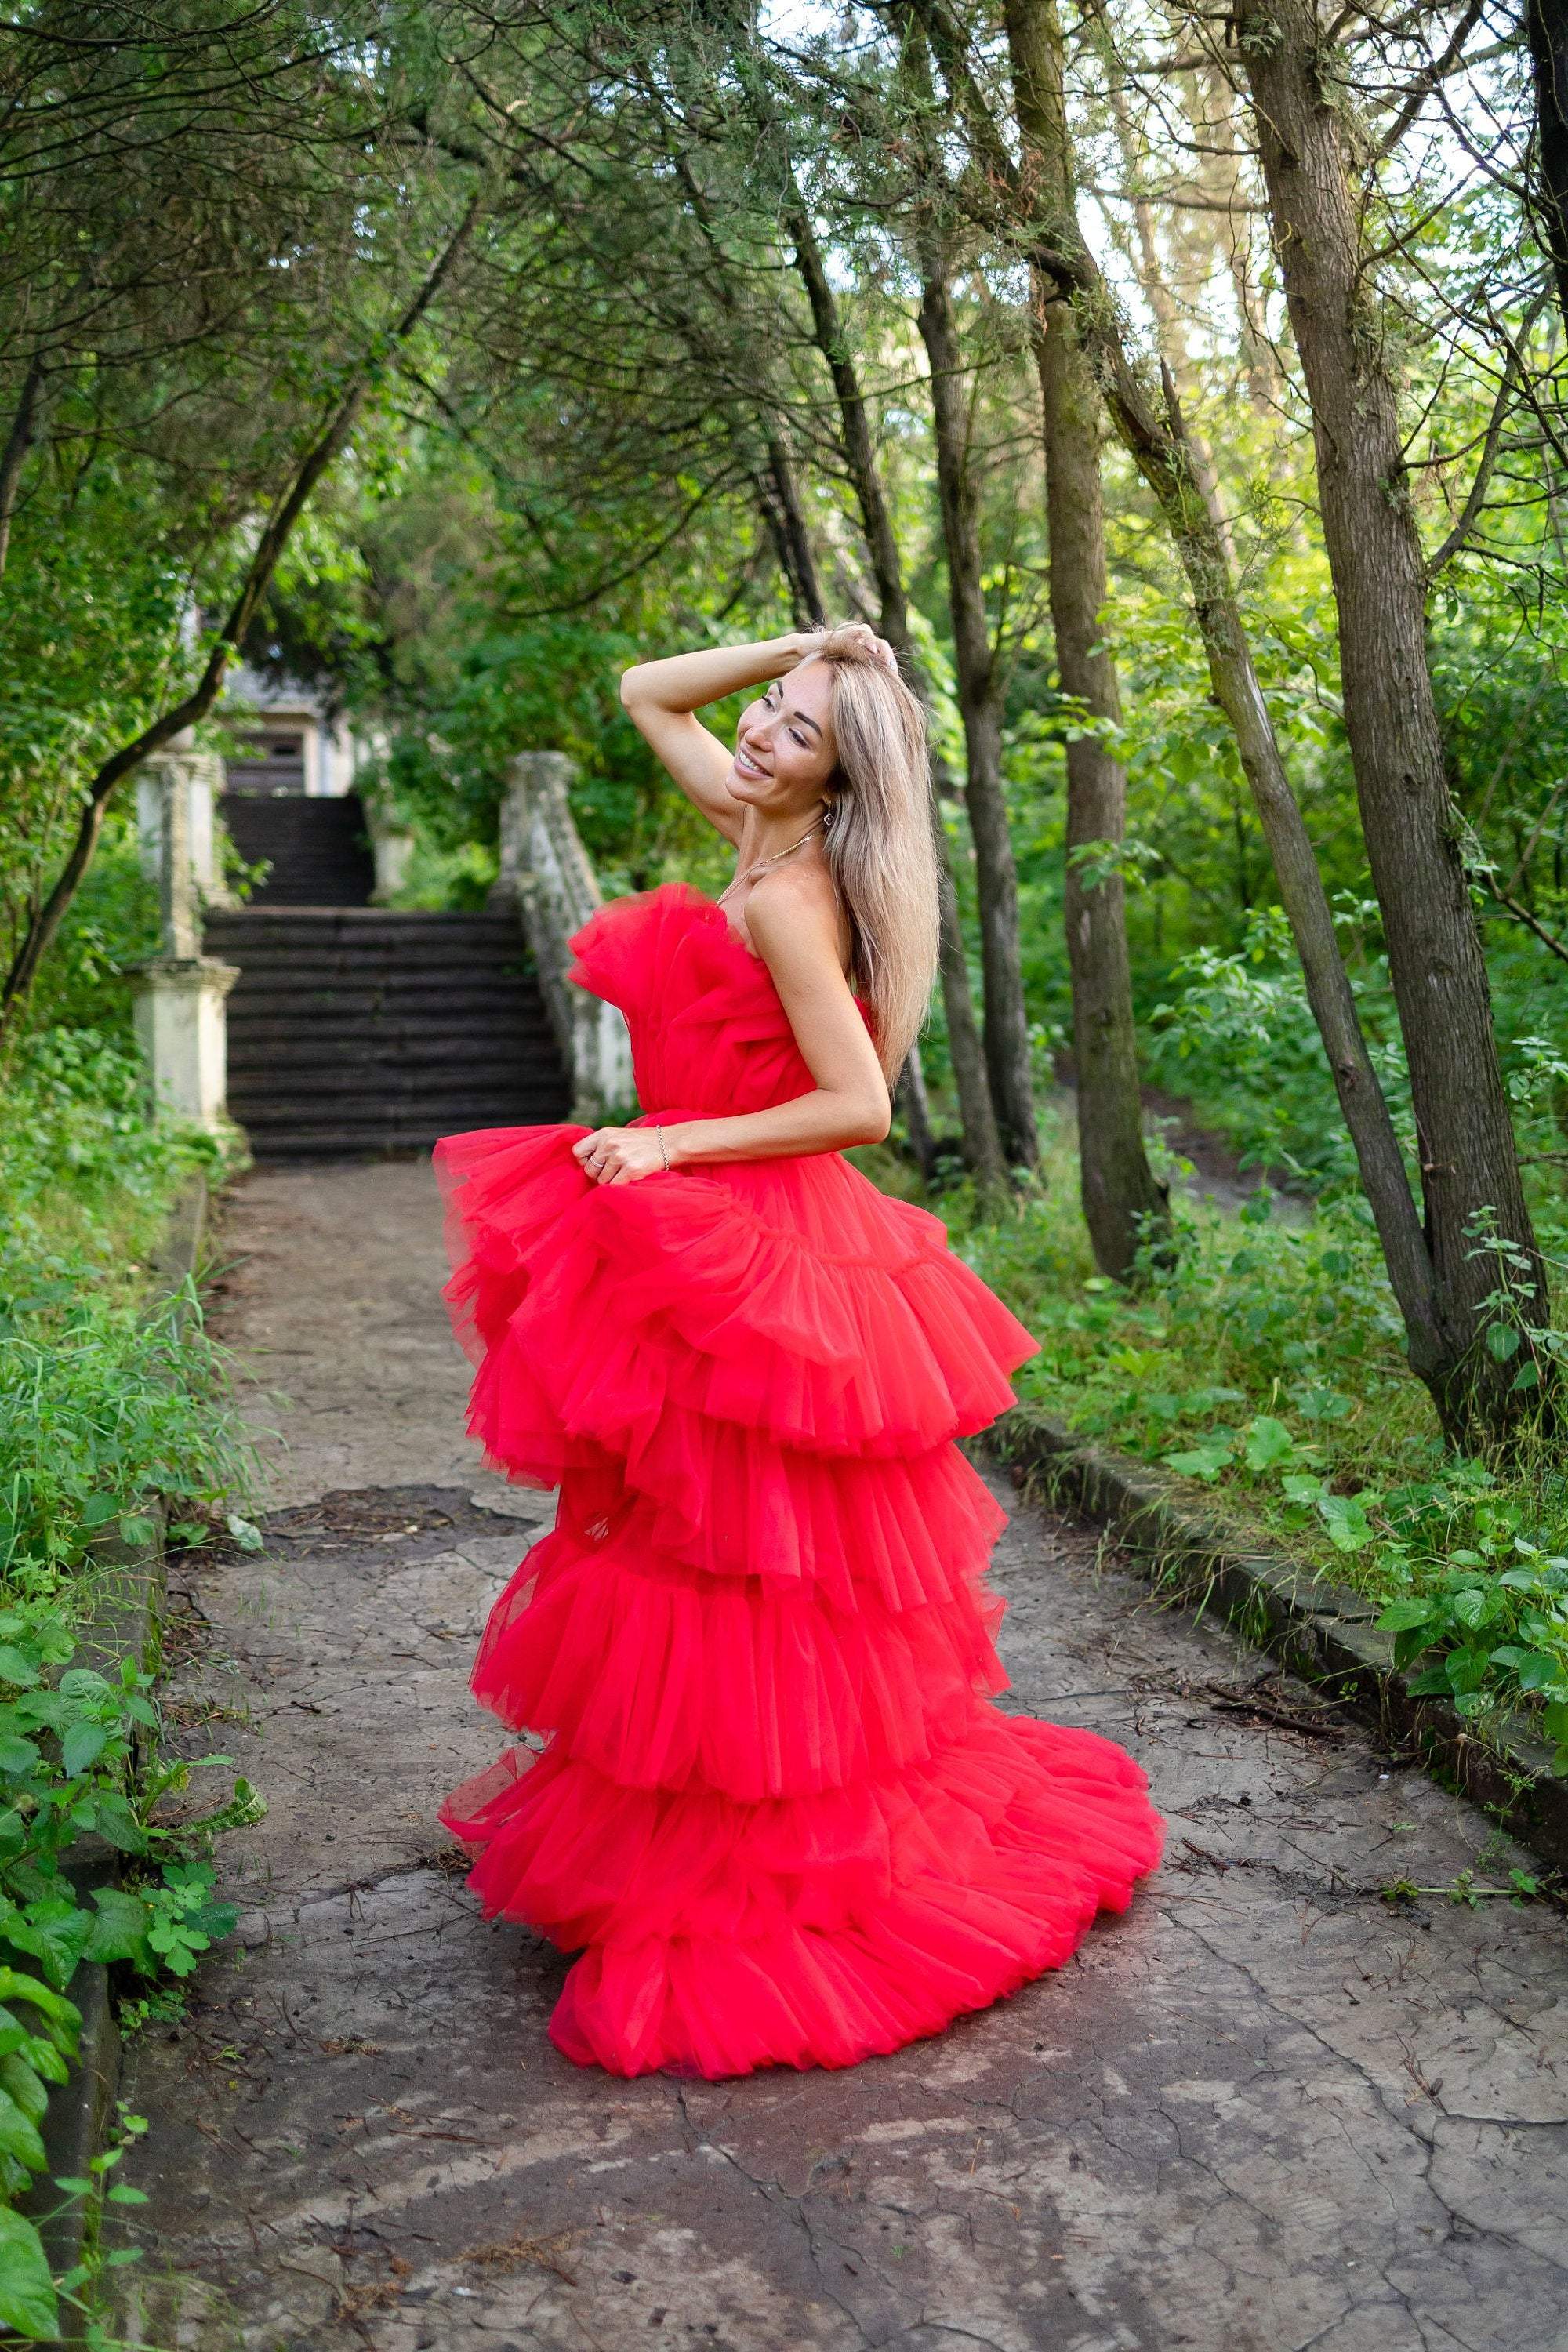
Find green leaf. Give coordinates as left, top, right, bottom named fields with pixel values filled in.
left=0, top=1650, right=39, bottom=1690
left=1377, top=1600, right=1434, bottom=1632
left=81, top=1889, right=150, bottom=1965
left=1243, top=1416, right=1295, bottom=1472
left=22, top=2036, right=66, bottom=2085
left=57, top=1669, right=108, bottom=1699
left=1163, top=1436, right=1234, bottom=1483
left=116, top=1515, right=157, bottom=1548
left=91, top=1793, right=147, bottom=1854
left=225, top=1514, right=263, bottom=1552
left=2, top=1900, right=92, bottom=1991
left=60, top=1722, right=107, bottom=1777
left=0, top=1967, right=82, bottom=2038
left=0, top=1738, right=38, bottom=1777
left=0, top=2207, right=57, bottom=2339
left=0, top=2053, right=49, bottom=2126
left=1318, top=1493, right=1375, bottom=1552
left=78, top=1495, right=122, bottom=1529
left=0, top=2085, right=47, bottom=2172
left=1281, top=1472, right=1327, bottom=1505
left=1484, top=1321, right=1521, bottom=1361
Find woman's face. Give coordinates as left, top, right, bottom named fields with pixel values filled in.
left=731, top=660, right=837, bottom=811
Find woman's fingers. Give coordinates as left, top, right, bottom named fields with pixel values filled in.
left=570, top=1126, right=666, bottom=1184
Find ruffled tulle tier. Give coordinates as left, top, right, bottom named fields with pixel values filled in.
left=436, top=1124, right=1038, bottom=1483
left=462, top=1502, right=1010, bottom=1799
left=437, top=1711, right=1164, bottom=2078
left=546, top=1439, right=1009, bottom=1610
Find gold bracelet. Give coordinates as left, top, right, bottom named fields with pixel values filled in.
left=656, top=1126, right=669, bottom=1170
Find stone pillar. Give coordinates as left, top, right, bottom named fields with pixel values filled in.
left=132, top=742, right=240, bottom=1131
left=361, top=791, right=416, bottom=904
left=135, top=741, right=231, bottom=913
left=492, top=751, right=633, bottom=1123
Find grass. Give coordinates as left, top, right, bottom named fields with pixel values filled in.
left=867, top=1102, right=1568, bottom=1769
left=0, top=1017, right=258, bottom=2337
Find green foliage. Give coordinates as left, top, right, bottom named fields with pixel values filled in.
left=0, top=929, right=256, bottom=2336
left=951, top=1106, right=1568, bottom=1769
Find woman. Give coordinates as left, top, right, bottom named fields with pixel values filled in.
left=432, top=624, right=1165, bottom=2081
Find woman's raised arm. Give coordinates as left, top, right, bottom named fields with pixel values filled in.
left=619, top=633, right=813, bottom=843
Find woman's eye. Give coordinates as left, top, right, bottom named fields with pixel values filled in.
left=789, top=729, right=808, bottom=746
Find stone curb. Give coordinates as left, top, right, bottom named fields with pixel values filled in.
left=984, top=1402, right=1568, bottom=1878
left=18, top=1174, right=207, bottom=2341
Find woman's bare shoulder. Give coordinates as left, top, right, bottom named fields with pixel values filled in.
left=744, top=862, right=854, bottom=980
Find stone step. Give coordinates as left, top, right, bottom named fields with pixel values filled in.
left=220, top=793, right=376, bottom=908
left=226, top=1025, right=557, bottom=1069
left=219, top=953, right=539, bottom=991
left=207, top=907, right=522, bottom=938
left=208, top=889, right=570, bottom=1160
left=237, top=1087, right=565, bottom=1128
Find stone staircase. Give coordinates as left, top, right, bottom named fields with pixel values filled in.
left=205, top=903, right=570, bottom=1165
left=220, top=790, right=376, bottom=906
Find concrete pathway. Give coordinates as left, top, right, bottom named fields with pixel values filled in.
left=114, top=1163, right=1568, bottom=2352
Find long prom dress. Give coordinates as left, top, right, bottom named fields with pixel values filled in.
left=432, top=880, right=1165, bottom=2078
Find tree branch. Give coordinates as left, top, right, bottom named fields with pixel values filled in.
left=1425, top=313, right=1534, bottom=579
left=1, top=197, right=481, bottom=1025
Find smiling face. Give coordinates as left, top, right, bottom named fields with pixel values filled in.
left=730, top=661, right=839, bottom=814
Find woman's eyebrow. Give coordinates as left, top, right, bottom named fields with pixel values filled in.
left=782, top=702, right=823, bottom=739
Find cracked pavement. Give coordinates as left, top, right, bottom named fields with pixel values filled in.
left=111, top=1162, right=1568, bottom=2352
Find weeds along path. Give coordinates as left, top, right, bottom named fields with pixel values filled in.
left=113, top=1162, right=1566, bottom=2352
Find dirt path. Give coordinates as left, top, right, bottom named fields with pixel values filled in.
left=114, top=1162, right=1567, bottom=2352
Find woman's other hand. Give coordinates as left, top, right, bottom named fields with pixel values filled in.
left=801, top=622, right=898, bottom=674
left=572, top=1126, right=670, bottom=1184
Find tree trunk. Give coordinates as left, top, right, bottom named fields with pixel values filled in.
left=1527, top=0, right=1568, bottom=340
left=786, top=187, right=1010, bottom=1194
left=914, top=0, right=1443, bottom=1383
left=1239, top=0, right=1548, bottom=1439
left=1006, top=0, right=1171, bottom=1275
left=917, top=258, right=1040, bottom=1168
left=758, top=437, right=826, bottom=627
left=897, top=1041, right=940, bottom=1181
left=1035, top=302, right=1171, bottom=1272
left=0, top=354, right=46, bottom=586
left=935, top=833, right=1012, bottom=1199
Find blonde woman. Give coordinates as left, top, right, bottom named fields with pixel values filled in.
left=432, top=624, right=1165, bottom=2079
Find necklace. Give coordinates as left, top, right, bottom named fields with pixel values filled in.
left=717, top=814, right=826, bottom=906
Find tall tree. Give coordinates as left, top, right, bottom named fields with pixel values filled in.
left=916, top=251, right=1040, bottom=1169
left=1007, top=0, right=1171, bottom=1276
left=1236, top=0, right=1549, bottom=1436
left=908, top=0, right=1449, bottom=1416
left=779, top=172, right=1011, bottom=1195
left=1526, top=0, right=1568, bottom=340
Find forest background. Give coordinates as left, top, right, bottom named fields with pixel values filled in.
left=2, top=5, right=1568, bottom=2200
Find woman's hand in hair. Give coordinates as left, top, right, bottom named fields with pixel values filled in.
left=808, top=622, right=900, bottom=675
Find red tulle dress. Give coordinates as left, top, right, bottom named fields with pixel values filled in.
left=432, top=880, right=1164, bottom=2078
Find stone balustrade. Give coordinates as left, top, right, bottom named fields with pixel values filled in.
left=491, top=750, right=633, bottom=1124
left=132, top=739, right=239, bottom=1131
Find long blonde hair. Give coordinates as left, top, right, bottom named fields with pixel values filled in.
left=797, top=627, right=941, bottom=1084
